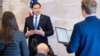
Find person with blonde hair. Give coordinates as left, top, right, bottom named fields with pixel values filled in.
left=35, top=43, right=49, bottom=56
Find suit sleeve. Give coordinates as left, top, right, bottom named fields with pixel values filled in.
left=67, top=24, right=81, bottom=53
left=24, top=18, right=28, bottom=34
left=44, top=16, right=54, bottom=37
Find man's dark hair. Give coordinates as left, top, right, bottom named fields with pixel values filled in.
left=31, top=2, right=41, bottom=8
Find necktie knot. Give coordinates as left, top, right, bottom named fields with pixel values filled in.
left=35, top=16, right=38, bottom=19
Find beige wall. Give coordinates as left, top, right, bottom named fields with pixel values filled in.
left=3, top=0, right=30, bottom=30
left=0, top=0, right=2, bottom=18
left=3, top=0, right=100, bottom=56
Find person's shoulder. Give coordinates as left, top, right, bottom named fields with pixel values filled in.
left=13, top=31, right=25, bottom=39
left=25, top=16, right=33, bottom=20
left=41, top=14, right=51, bottom=21
left=76, top=16, right=100, bottom=25
left=41, top=14, right=50, bottom=18
left=96, top=17, right=100, bottom=22
left=75, top=20, right=86, bottom=26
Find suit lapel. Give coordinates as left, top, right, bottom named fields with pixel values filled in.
left=30, top=16, right=34, bottom=29
left=38, top=14, right=44, bottom=29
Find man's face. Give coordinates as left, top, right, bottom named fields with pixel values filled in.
left=32, top=4, right=41, bottom=15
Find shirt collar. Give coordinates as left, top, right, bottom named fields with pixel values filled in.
left=34, top=14, right=41, bottom=18
left=86, top=14, right=96, bottom=18
left=85, top=14, right=97, bottom=21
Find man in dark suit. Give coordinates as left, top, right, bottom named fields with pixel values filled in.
left=66, top=0, right=100, bottom=56
left=24, top=2, right=54, bottom=56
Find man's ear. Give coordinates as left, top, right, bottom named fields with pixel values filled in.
left=82, top=9, right=87, bottom=17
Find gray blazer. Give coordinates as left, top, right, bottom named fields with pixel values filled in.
left=0, top=31, right=29, bottom=56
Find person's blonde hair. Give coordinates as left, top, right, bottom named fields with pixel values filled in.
left=81, top=0, right=97, bottom=14
left=37, top=43, right=49, bottom=54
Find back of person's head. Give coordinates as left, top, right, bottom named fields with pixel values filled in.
left=81, top=0, right=97, bottom=14
left=0, top=11, right=19, bottom=44
left=37, top=43, right=49, bottom=56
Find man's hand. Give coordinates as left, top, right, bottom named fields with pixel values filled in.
left=34, top=27, right=45, bottom=36
left=25, top=30, right=35, bottom=37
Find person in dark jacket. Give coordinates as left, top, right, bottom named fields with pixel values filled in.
left=24, top=2, right=54, bottom=56
left=0, top=11, right=29, bottom=56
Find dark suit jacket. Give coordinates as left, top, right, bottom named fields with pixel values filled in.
left=67, top=16, right=100, bottom=56
left=35, top=53, right=46, bottom=56
left=24, top=14, right=54, bottom=51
